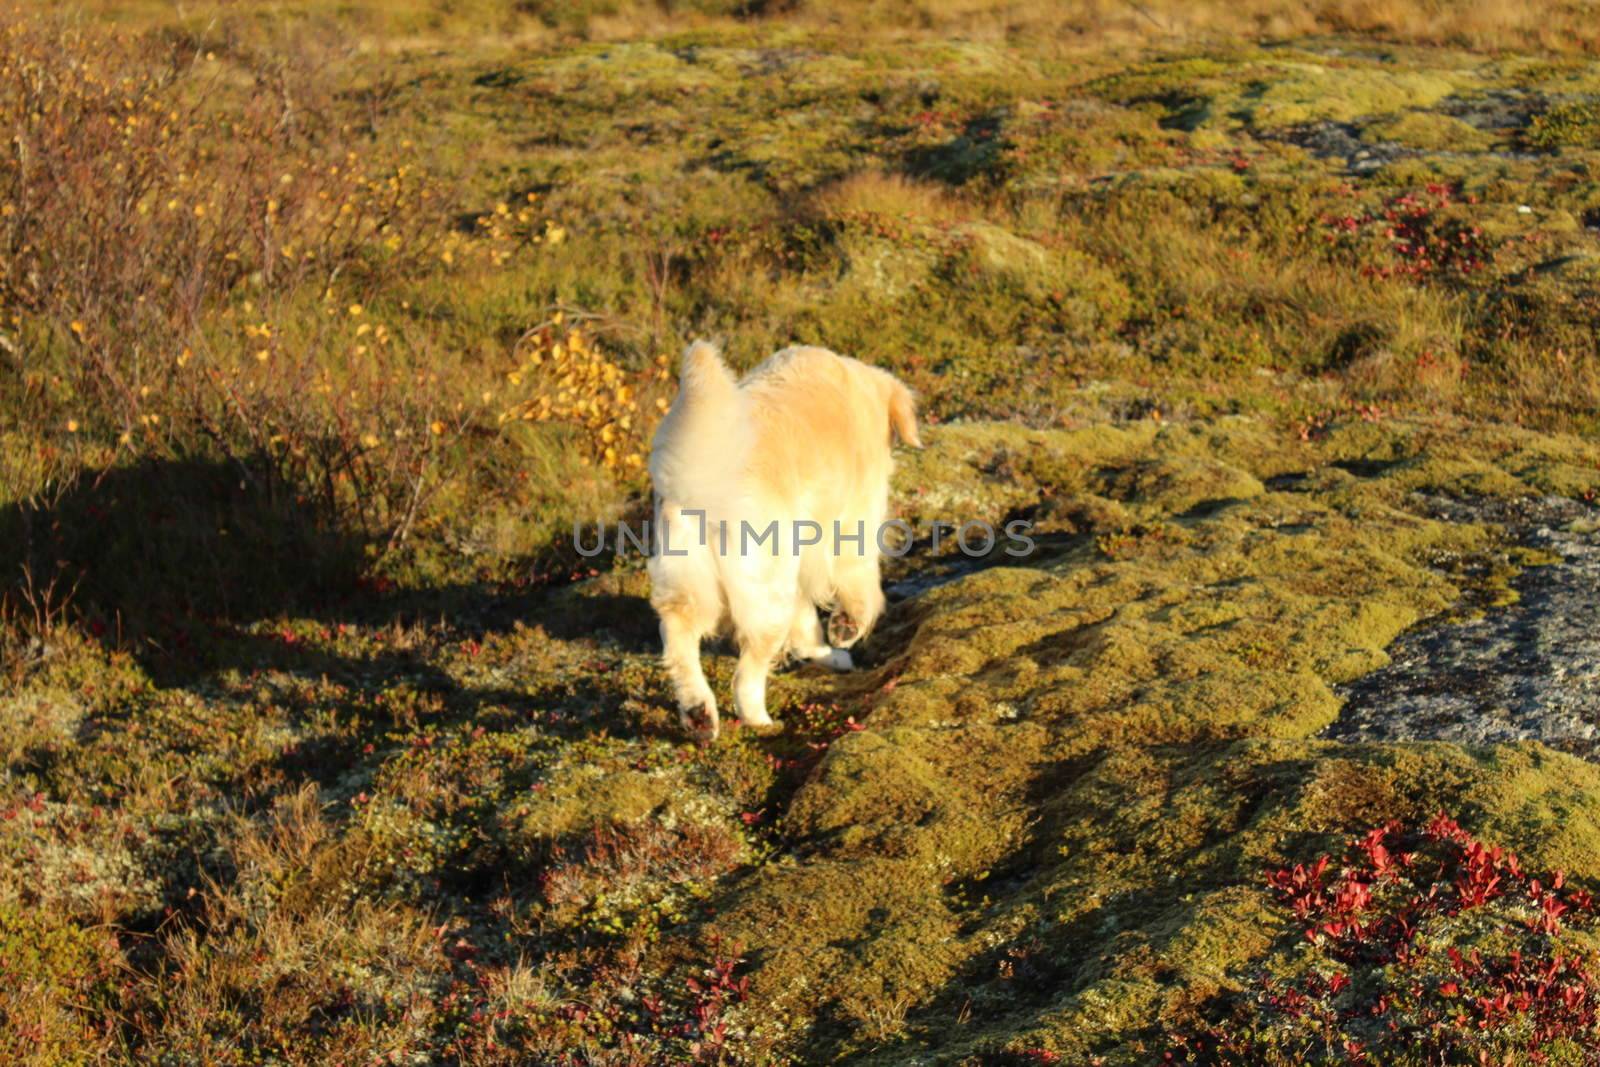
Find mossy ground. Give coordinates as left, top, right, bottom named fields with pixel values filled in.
left=5, top=2, right=1600, bottom=1062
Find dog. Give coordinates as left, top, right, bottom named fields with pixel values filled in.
left=647, top=341, right=920, bottom=740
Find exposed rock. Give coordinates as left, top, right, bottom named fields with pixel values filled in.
left=1272, top=120, right=1414, bottom=172
left=1328, top=495, right=1600, bottom=755
left=1436, top=88, right=1542, bottom=132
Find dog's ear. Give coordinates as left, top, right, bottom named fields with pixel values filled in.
left=887, top=378, right=921, bottom=449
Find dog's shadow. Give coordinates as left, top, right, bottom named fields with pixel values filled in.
left=3, top=449, right=1053, bottom=679
left=2, top=453, right=659, bottom=685
left=4, top=455, right=365, bottom=670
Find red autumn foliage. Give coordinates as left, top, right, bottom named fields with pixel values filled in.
left=1165, top=814, right=1600, bottom=1064
left=1320, top=183, right=1494, bottom=282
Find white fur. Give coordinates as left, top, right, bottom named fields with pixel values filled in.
left=647, top=341, right=919, bottom=740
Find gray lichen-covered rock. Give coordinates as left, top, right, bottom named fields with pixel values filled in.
left=1329, top=494, right=1600, bottom=755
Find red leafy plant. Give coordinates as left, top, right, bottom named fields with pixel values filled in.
left=1166, top=813, right=1600, bottom=1064
left=1320, top=184, right=1494, bottom=282
left=434, top=935, right=753, bottom=1065
left=682, top=947, right=753, bottom=1062
left=761, top=700, right=866, bottom=781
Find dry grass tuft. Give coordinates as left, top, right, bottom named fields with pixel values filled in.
left=807, top=169, right=965, bottom=225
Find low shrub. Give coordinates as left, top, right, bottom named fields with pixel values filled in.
left=1167, top=814, right=1600, bottom=1063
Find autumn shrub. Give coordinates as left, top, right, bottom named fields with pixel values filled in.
left=499, top=316, right=671, bottom=477
left=0, top=10, right=689, bottom=663
left=1166, top=814, right=1600, bottom=1064
left=1525, top=100, right=1600, bottom=150
left=0, top=11, right=473, bottom=541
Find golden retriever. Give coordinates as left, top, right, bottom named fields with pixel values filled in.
left=647, top=341, right=919, bottom=739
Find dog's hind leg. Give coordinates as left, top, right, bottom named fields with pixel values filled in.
left=723, top=581, right=793, bottom=727
left=659, top=601, right=719, bottom=740
left=732, top=625, right=784, bottom=728
left=651, top=500, right=724, bottom=739
left=787, top=597, right=853, bottom=671
left=829, top=557, right=886, bottom=649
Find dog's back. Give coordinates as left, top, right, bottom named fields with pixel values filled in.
left=739, top=346, right=914, bottom=518
left=650, top=343, right=916, bottom=538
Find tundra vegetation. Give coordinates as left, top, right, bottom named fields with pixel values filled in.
left=5, top=1, right=1600, bottom=1062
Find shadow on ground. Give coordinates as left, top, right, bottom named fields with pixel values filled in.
left=1, top=454, right=659, bottom=683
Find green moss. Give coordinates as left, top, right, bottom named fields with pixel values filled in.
left=1362, top=110, right=1495, bottom=150
left=0, top=903, right=121, bottom=1064
left=514, top=763, right=681, bottom=841
left=1095, top=54, right=1467, bottom=135
left=1243, top=64, right=1461, bottom=130
left=674, top=411, right=1600, bottom=1059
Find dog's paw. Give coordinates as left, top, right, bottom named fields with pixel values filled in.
left=738, top=716, right=784, bottom=736
left=679, top=702, right=719, bottom=743
left=821, top=648, right=854, bottom=672
left=826, top=611, right=859, bottom=648
left=737, top=707, right=775, bottom=728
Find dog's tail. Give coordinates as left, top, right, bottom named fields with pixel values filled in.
left=887, top=377, right=921, bottom=449
left=678, top=339, right=737, bottom=403
left=648, top=340, right=743, bottom=499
